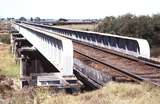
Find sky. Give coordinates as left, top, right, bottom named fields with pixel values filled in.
left=0, top=0, right=160, bottom=19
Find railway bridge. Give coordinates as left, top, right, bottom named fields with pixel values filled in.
left=10, top=21, right=160, bottom=89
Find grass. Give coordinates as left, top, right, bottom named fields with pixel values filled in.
left=2, top=82, right=160, bottom=104
left=40, top=82, right=160, bottom=104
left=0, top=81, right=160, bottom=104
left=0, top=21, right=17, bottom=77
left=55, top=24, right=97, bottom=31
left=0, top=44, right=19, bottom=78
left=0, top=34, right=10, bottom=44
left=8, top=82, right=158, bottom=104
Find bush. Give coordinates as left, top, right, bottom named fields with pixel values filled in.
left=96, top=14, right=160, bottom=48
left=0, top=34, right=10, bottom=44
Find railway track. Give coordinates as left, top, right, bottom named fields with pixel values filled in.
left=20, top=23, right=160, bottom=87
left=73, top=41, right=160, bottom=87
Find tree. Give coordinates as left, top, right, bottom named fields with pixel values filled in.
left=58, top=18, right=68, bottom=22
left=19, top=17, right=27, bottom=21
left=30, top=17, right=33, bottom=21
left=34, top=17, right=41, bottom=22
left=96, top=13, right=160, bottom=47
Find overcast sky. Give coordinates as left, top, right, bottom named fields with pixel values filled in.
left=0, top=0, right=160, bottom=19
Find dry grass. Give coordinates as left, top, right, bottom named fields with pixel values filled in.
left=55, top=24, right=97, bottom=31
left=0, top=21, right=10, bottom=34
left=0, top=21, right=17, bottom=77
left=0, top=82, right=159, bottom=104
left=1, top=82, right=158, bottom=104
left=40, top=82, right=160, bottom=104
left=0, top=44, right=19, bottom=77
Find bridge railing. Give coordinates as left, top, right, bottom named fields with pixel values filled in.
left=12, top=23, right=73, bottom=76
left=22, top=22, right=150, bottom=58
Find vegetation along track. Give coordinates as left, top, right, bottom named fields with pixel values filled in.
left=73, top=41, right=160, bottom=86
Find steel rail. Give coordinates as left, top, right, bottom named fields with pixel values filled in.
left=21, top=22, right=150, bottom=58
left=73, top=40, right=160, bottom=69
left=18, top=22, right=160, bottom=87
left=74, top=50, right=144, bottom=82
left=74, top=49, right=160, bottom=87
left=20, top=22, right=160, bottom=69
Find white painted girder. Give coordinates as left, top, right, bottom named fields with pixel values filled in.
left=13, top=23, right=73, bottom=76
left=22, top=22, right=150, bottom=58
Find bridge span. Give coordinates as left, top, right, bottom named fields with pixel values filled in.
left=11, top=22, right=81, bottom=89
left=23, top=22, right=150, bottom=58
left=10, top=22, right=160, bottom=90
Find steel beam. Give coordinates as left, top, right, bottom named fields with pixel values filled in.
left=23, top=22, right=150, bottom=58
left=12, top=23, right=73, bottom=76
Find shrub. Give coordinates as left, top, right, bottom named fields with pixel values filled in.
left=0, top=34, right=10, bottom=44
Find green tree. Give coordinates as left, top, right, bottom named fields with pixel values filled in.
left=34, top=17, right=41, bottom=22
left=96, top=13, right=160, bottom=47
left=19, top=17, right=27, bottom=21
